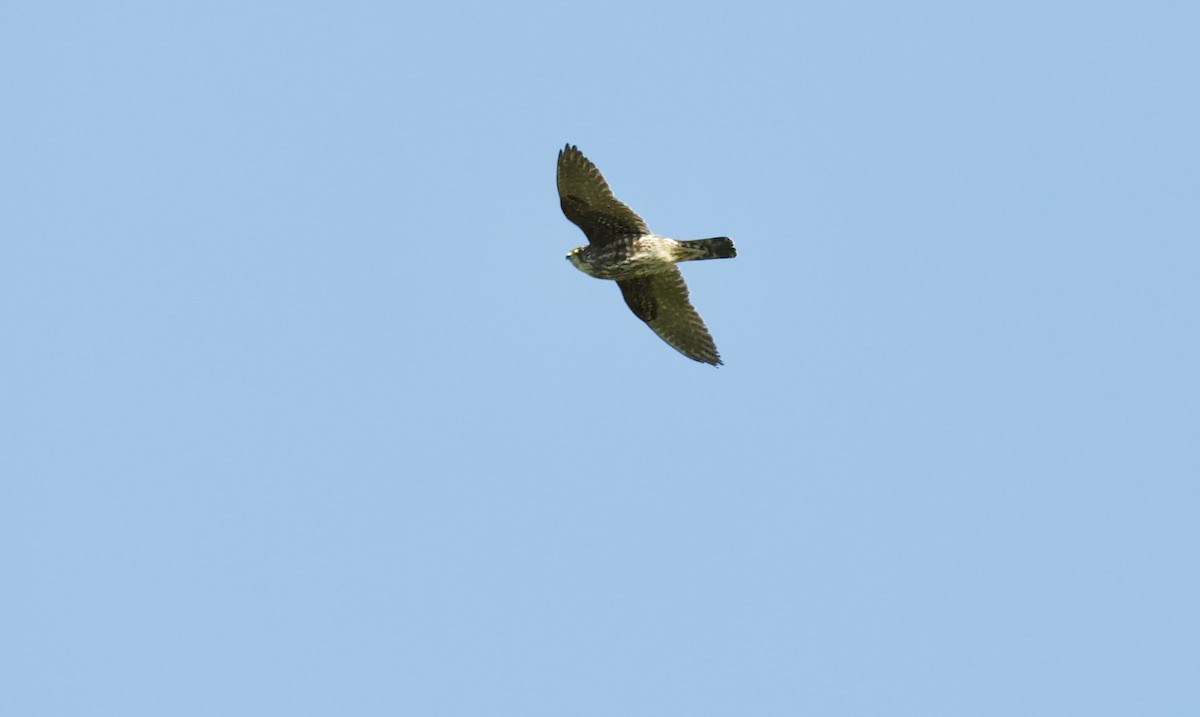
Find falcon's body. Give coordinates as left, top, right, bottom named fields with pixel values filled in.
left=557, top=144, right=736, bottom=366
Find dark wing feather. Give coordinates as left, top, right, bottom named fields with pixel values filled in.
left=617, top=269, right=722, bottom=366
left=557, top=144, right=649, bottom=246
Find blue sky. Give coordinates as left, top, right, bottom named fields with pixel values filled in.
left=2, top=1, right=1198, bottom=714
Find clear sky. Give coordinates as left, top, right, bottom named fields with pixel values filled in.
left=2, top=1, right=1198, bottom=714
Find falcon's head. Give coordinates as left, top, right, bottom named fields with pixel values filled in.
left=565, top=246, right=592, bottom=274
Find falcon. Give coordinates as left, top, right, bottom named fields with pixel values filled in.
left=557, top=144, right=737, bottom=366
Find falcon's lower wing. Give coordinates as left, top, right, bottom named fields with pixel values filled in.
left=617, top=269, right=722, bottom=366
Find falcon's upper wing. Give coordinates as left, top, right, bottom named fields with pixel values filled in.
left=617, top=268, right=722, bottom=366
left=557, top=144, right=649, bottom=246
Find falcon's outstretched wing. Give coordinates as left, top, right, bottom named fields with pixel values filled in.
left=617, top=269, right=722, bottom=366
left=557, top=144, right=649, bottom=246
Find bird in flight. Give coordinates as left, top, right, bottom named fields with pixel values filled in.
left=557, top=144, right=736, bottom=366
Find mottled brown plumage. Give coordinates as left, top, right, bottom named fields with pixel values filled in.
left=557, top=144, right=736, bottom=366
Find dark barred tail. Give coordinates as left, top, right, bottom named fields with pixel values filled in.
left=680, top=236, right=737, bottom=261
